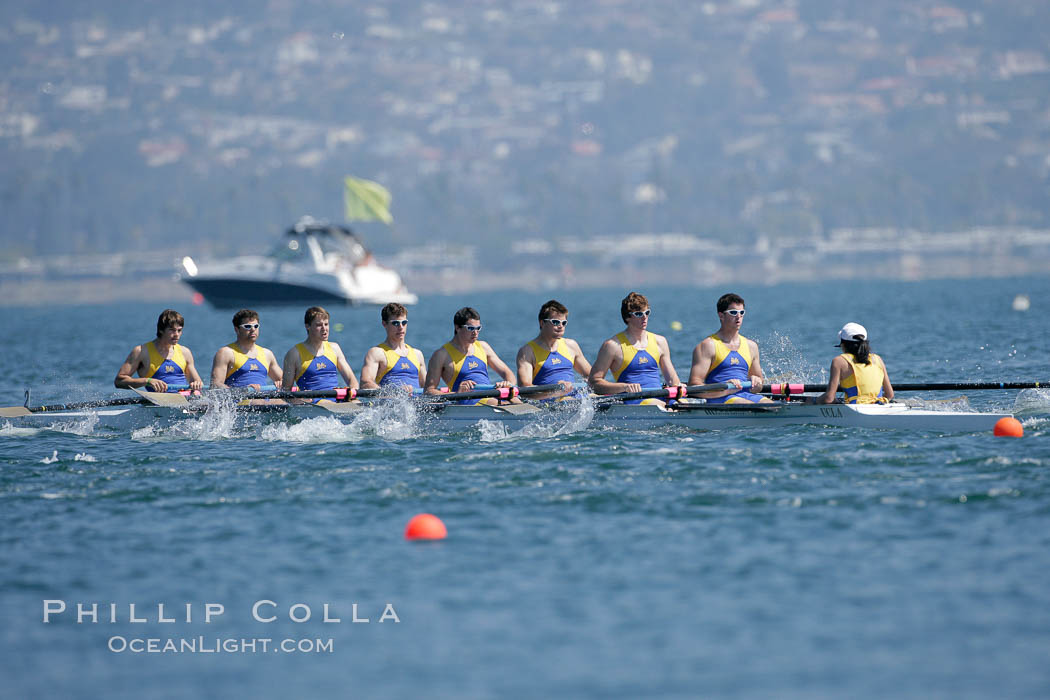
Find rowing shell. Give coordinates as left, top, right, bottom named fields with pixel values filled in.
left=0, top=400, right=1013, bottom=433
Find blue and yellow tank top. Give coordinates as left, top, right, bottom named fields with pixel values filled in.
left=224, top=343, right=272, bottom=388
left=612, top=332, right=662, bottom=404
left=294, top=341, right=339, bottom=390
left=839, top=353, right=887, bottom=404
left=704, top=334, right=764, bottom=404
left=444, top=341, right=491, bottom=405
left=145, top=341, right=187, bottom=386
left=530, top=339, right=576, bottom=385
left=376, top=342, right=423, bottom=388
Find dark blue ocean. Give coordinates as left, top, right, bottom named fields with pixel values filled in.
left=2, top=277, right=1049, bottom=699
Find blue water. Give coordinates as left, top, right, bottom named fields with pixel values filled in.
left=2, top=277, right=1049, bottom=699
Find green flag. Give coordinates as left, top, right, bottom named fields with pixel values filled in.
left=343, top=176, right=394, bottom=225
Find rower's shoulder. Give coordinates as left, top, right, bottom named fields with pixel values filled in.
left=563, top=336, right=585, bottom=352
left=212, top=343, right=234, bottom=358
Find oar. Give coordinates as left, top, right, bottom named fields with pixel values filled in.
left=0, top=395, right=154, bottom=418
left=425, top=384, right=564, bottom=403
left=132, top=388, right=191, bottom=407
left=0, top=388, right=197, bottom=418
left=594, top=381, right=740, bottom=405
left=217, top=387, right=385, bottom=401
left=762, top=381, right=1050, bottom=396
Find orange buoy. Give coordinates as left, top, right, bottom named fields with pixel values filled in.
left=993, top=416, right=1023, bottom=438
left=404, top=513, right=447, bottom=540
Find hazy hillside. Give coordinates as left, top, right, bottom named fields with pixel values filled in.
left=3, top=0, right=1050, bottom=265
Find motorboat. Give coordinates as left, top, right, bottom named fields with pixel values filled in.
left=177, top=216, right=418, bottom=308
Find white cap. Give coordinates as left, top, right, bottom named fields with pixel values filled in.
left=837, top=322, right=867, bottom=344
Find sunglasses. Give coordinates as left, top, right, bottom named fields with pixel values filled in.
left=629, top=310, right=651, bottom=318
left=387, top=320, right=408, bottom=327
left=239, top=323, right=260, bottom=330
left=543, top=318, right=568, bottom=327
left=723, top=309, right=746, bottom=317
left=460, top=325, right=482, bottom=332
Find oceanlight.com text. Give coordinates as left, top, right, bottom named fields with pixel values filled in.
left=107, top=636, right=334, bottom=654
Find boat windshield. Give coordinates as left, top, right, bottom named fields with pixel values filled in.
left=270, top=234, right=309, bottom=262
left=268, top=228, right=369, bottom=264
left=314, top=230, right=368, bottom=263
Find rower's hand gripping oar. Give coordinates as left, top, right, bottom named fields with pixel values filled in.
left=424, top=383, right=564, bottom=403
left=595, top=381, right=742, bottom=405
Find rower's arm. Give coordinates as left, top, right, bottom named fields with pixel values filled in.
left=333, top=344, right=359, bottom=390
left=359, top=346, right=385, bottom=390
left=114, top=346, right=149, bottom=389
left=656, top=335, right=683, bottom=386
left=515, top=344, right=536, bottom=387
left=688, top=340, right=713, bottom=387
left=182, top=348, right=204, bottom=391
left=748, top=340, right=765, bottom=388
left=482, top=343, right=516, bottom=386
left=266, top=350, right=283, bottom=387
left=209, top=348, right=231, bottom=388
left=817, top=357, right=846, bottom=404
left=568, top=339, right=593, bottom=380
left=879, top=356, right=894, bottom=401
left=589, top=340, right=632, bottom=394
left=424, top=348, right=449, bottom=396
left=415, top=349, right=427, bottom=388
left=280, top=348, right=299, bottom=390
left=689, top=338, right=733, bottom=398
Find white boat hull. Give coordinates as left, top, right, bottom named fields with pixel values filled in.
left=2, top=401, right=1012, bottom=434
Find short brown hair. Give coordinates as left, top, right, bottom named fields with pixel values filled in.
left=538, top=299, right=568, bottom=323
left=232, top=309, right=258, bottom=327
left=716, top=293, right=745, bottom=313
left=304, top=306, right=329, bottom=325
left=381, top=303, right=407, bottom=323
left=453, top=306, right=481, bottom=327
left=156, top=309, right=185, bottom=336
left=620, top=292, right=649, bottom=322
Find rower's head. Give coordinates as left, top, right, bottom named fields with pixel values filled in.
left=716, top=293, right=746, bottom=329
left=232, top=309, right=260, bottom=341
left=304, top=306, right=330, bottom=340
left=381, top=303, right=408, bottom=339
left=621, top=292, right=650, bottom=329
left=538, top=299, right=569, bottom=338
left=453, top=306, right=482, bottom=341
left=155, top=309, right=185, bottom=342
left=836, top=322, right=871, bottom=364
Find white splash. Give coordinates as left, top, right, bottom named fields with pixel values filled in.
left=477, top=397, right=595, bottom=443
left=261, top=415, right=366, bottom=443
left=41, top=450, right=59, bottom=464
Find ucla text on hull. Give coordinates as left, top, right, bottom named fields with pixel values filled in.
left=178, top=216, right=417, bottom=309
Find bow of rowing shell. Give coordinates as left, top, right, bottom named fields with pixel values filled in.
left=1, top=400, right=1012, bottom=433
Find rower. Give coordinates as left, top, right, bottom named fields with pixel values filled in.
left=515, top=299, right=591, bottom=401
left=814, top=322, right=894, bottom=404
left=360, top=303, right=426, bottom=391
left=424, top=306, right=517, bottom=405
left=688, top=292, right=773, bottom=403
left=114, top=308, right=204, bottom=392
left=588, top=291, right=686, bottom=406
left=209, top=309, right=283, bottom=390
left=281, top=306, right=358, bottom=391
